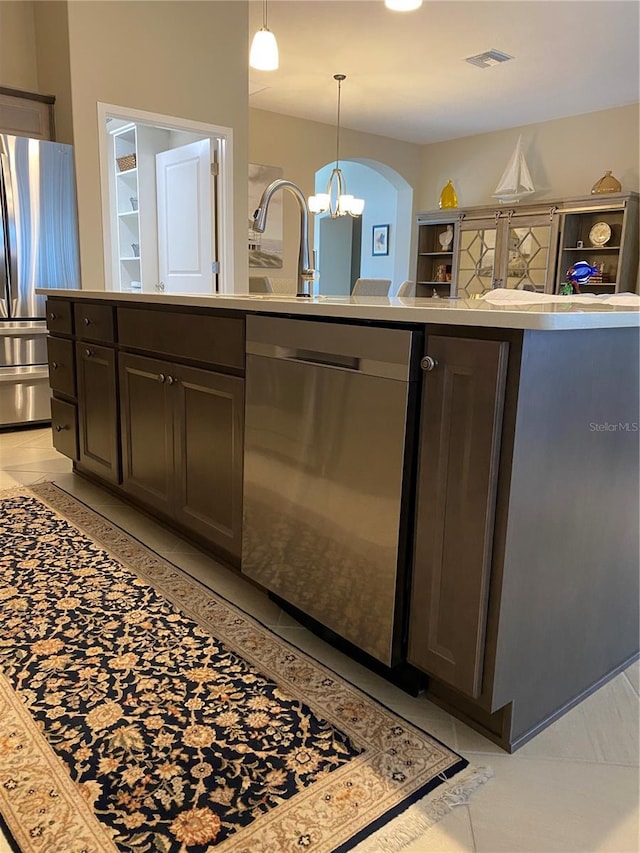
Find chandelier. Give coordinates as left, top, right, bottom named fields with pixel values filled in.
left=308, top=75, right=364, bottom=218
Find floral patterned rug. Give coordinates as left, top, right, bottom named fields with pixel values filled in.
left=0, top=483, right=490, bottom=852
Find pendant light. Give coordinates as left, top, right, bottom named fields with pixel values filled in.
left=250, top=0, right=279, bottom=71
left=308, top=75, right=365, bottom=218
left=385, top=0, right=423, bottom=10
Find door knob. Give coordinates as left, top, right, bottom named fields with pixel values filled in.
left=421, top=355, right=438, bottom=372
left=85, top=348, right=93, bottom=357
left=51, top=361, right=59, bottom=370
left=55, top=424, right=66, bottom=432
left=83, top=317, right=91, bottom=326
left=157, top=373, right=166, bottom=383
left=166, top=375, right=175, bottom=385
left=49, top=312, right=56, bottom=320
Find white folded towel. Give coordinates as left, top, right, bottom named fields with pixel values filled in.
left=478, top=288, right=640, bottom=307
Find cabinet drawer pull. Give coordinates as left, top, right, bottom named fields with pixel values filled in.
left=51, top=361, right=59, bottom=370
left=85, top=348, right=93, bottom=357
left=157, top=373, right=166, bottom=383
left=83, top=317, right=91, bottom=326
left=421, top=355, right=438, bottom=372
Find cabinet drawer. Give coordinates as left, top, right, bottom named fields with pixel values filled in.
left=74, top=303, right=115, bottom=344
left=117, top=307, right=244, bottom=372
left=47, top=336, right=75, bottom=398
left=50, top=397, right=78, bottom=460
left=46, top=300, right=73, bottom=336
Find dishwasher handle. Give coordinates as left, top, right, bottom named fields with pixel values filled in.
left=283, top=351, right=361, bottom=372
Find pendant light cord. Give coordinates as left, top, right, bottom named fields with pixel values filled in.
left=334, top=74, right=346, bottom=169
left=263, top=0, right=268, bottom=28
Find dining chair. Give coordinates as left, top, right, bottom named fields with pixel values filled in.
left=249, top=275, right=273, bottom=293
left=396, top=280, right=416, bottom=297
left=352, top=278, right=392, bottom=296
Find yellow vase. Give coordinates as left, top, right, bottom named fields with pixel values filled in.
left=439, top=180, right=458, bottom=209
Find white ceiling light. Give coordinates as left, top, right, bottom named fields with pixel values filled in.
left=385, top=0, right=423, bottom=11
left=309, top=75, right=365, bottom=219
left=250, top=0, right=279, bottom=71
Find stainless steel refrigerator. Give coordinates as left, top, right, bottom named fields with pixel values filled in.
left=0, top=133, right=80, bottom=428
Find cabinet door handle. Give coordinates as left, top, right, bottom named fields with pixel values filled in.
left=49, top=312, right=56, bottom=320
left=421, top=355, right=438, bottom=372
left=50, top=361, right=59, bottom=370
left=157, top=373, right=166, bottom=383
left=166, top=375, right=178, bottom=385
left=85, top=348, right=93, bottom=357
left=55, top=424, right=66, bottom=432
left=83, top=317, right=91, bottom=326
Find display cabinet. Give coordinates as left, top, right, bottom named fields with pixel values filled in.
left=415, top=212, right=458, bottom=298
left=553, top=193, right=639, bottom=294
left=415, top=192, right=639, bottom=298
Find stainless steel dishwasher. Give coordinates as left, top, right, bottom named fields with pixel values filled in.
left=242, top=315, right=421, bottom=666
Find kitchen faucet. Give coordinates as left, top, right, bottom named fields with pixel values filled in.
left=253, top=179, right=317, bottom=297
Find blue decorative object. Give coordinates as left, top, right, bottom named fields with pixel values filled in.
left=566, top=260, right=598, bottom=285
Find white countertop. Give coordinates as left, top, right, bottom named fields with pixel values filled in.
left=39, top=290, right=640, bottom=331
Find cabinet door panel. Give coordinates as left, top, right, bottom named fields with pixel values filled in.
left=172, top=364, right=244, bottom=560
left=47, top=336, right=75, bottom=398
left=50, top=397, right=78, bottom=461
left=408, top=336, right=508, bottom=698
left=455, top=218, right=501, bottom=297
left=76, top=343, right=120, bottom=483
left=119, top=353, right=173, bottom=515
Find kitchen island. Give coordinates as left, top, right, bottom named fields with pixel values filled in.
left=41, top=290, right=639, bottom=751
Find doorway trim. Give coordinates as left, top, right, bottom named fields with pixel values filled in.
left=97, top=102, right=234, bottom=294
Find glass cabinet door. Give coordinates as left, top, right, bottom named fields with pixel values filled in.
left=454, top=212, right=559, bottom=297
left=454, top=218, right=500, bottom=298
left=504, top=213, right=559, bottom=293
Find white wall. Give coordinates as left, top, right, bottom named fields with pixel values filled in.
left=249, top=108, right=423, bottom=287
left=418, top=104, right=640, bottom=211
left=36, top=0, right=248, bottom=292
left=0, top=1, right=38, bottom=91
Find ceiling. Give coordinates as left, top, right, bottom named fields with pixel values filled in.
left=248, top=0, right=640, bottom=145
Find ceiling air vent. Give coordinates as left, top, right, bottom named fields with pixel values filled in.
left=465, top=49, right=514, bottom=69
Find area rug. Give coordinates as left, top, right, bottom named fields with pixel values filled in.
left=0, top=483, right=490, bottom=853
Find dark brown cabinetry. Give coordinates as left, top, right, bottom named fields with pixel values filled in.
left=0, top=86, right=56, bottom=140
left=75, top=341, right=120, bottom=484
left=46, top=298, right=78, bottom=462
left=45, top=299, right=246, bottom=566
left=408, top=325, right=639, bottom=751
left=119, top=352, right=244, bottom=561
left=73, top=303, right=120, bottom=484
left=408, top=336, right=508, bottom=698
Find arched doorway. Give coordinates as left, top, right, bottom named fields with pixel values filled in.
left=312, top=159, right=413, bottom=296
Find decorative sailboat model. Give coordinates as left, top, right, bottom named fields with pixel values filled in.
left=492, top=136, right=535, bottom=203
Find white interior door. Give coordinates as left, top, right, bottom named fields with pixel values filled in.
left=156, top=139, right=214, bottom=293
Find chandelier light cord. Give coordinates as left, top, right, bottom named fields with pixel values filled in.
left=334, top=73, right=345, bottom=169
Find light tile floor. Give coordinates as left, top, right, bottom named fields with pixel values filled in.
left=1, top=427, right=638, bottom=853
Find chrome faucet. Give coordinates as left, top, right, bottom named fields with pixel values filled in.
left=253, top=179, right=317, bottom=297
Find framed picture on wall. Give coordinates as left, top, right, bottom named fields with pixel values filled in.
left=372, top=224, right=389, bottom=256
